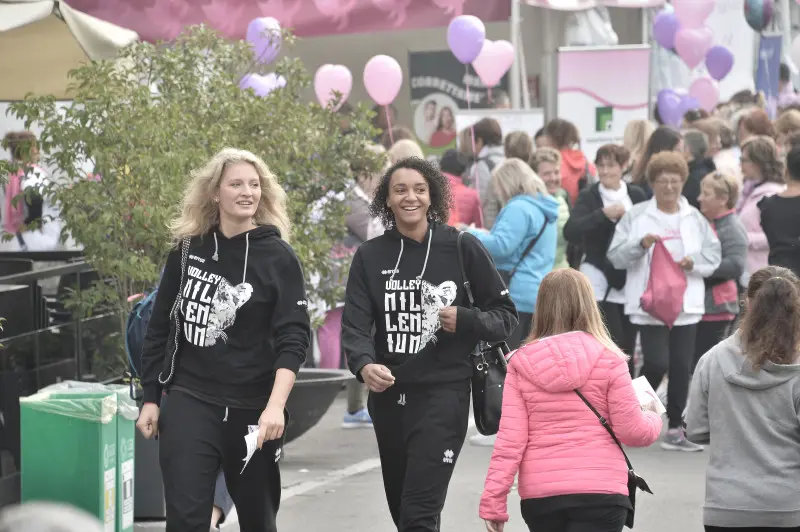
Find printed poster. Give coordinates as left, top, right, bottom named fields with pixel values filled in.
left=756, top=34, right=782, bottom=118
left=557, top=45, right=651, bottom=163
left=408, top=50, right=509, bottom=155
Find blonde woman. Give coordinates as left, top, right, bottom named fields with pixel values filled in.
left=530, top=147, right=570, bottom=270
left=137, top=148, right=311, bottom=532
left=480, top=269, right=662, bottom=532
left=465, top=158, right=559, bottom=350
left=622, top=119, right=655, bottom=178
left=387, top=138, right=424, bottom=164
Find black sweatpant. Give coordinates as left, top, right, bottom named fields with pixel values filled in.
left=692, top=319, right=733, bottom=374
left=639, top=324, right=697, bottom=429
left=158, top=389, right=285, bottom=532
left=508, top=312, right=534, bottom=350
left=521, top=504, right=628, bottom=532
left=368, top=384, right=470, bottom=531
left=705, top=527, right=800, bottom=531
left=598, top=301, right=637, bottom=377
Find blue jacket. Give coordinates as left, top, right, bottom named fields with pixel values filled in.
left=468, top=193, right=560, bottom=313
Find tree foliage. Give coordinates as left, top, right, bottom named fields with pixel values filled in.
left=1, top=26, right=380, bottom=377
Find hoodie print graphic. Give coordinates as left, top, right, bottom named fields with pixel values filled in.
left=384, top=277, right=457, bottom=355
left=181, top=264, right=253, bottom=347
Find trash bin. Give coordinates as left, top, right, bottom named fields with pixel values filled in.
left=19, top=381, right=138, bottom=532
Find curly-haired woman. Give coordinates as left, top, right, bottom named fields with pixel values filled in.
left=737, top=136, right=786, bottom=286
left=137, top=148, right=311, bottom=532
left=341, top=156, right=518, bottom=530
left=687, top=266, right=800, bottom=531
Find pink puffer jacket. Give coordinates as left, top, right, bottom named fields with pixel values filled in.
left=479, top=331, right=662, bottom=523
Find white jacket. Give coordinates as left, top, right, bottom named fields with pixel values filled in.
left=607, top=197, right=721, bottom=325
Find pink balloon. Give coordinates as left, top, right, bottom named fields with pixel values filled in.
left=672, top=0, right=715, bottom=28
left=689, top=77, right=720, bottom=111
left=314, top=64, right=353, bottom=110
left=363, top=55, right=403, bottom=106
left=674, top=27, right=714, bottom=69
left=472, top=40, right=515, bottom=87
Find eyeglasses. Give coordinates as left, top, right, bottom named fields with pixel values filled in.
left=653, top=178, right=683, bottom=187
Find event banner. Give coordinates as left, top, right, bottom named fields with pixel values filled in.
left=756, top=34, right=782, bottom=117
left=408, top=50, right=509, bottom=154
left=556, top=45, right=651, bottom=162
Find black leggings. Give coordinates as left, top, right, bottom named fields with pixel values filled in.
left=692, top=320, right=733, bottom=374
left=639, top=324, right=697, bottom=429
left=598, top=301, right=637, bottom=376
left=705, top=527, right=800, bottom=531
left=508, top=312, right=534, bottom=350
left=159, top=389, right=285, bottom=532
left=522, top=504, right=628, bottom=532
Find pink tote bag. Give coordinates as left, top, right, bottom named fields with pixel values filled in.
left=640, top=238, right=687, bottom=328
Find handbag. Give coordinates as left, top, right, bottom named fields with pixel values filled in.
left=497, top=208, right=549, bottom=286
left=574, top=389, right=653, bottom=529
left=640, top=238, right=687, bottom=328
left=456, top=232, right=512, bottom=436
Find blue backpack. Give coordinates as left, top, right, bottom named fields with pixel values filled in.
left=125, top=288, right=159, bottom=382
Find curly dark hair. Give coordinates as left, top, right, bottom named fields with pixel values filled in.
left=369, top=157, right=453, bottom=228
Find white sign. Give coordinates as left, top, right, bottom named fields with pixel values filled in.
left=632, top=376, right=667, bottom=415
left=454, top=108, right=546, bottom=148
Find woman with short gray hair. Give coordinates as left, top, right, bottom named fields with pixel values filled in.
left=682, top=129, right=716, bottom=210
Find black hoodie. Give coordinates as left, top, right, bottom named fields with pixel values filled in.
left=342, top=222, right=518, bottom=388
left=140, top=225, right=311, bottom=408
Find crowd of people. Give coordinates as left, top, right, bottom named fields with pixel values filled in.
left=3, top=85, right=800, bottom=532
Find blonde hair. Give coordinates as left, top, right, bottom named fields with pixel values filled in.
left=504, top=131, right=534, bottom=161
left=701, top=171, right=740, bottom=209
left=527, top=269, right=625, bottom=357
left=388, top=139, right=424, bottom=164
left=775, top=109, right=800, bottom=137
left=623, top=120, right=655, bottom=169
left=528, top=147, right=561, bottom=173
left=170, top=148, right=290, bottom=245
left=491, top=158, right=548, bottom=206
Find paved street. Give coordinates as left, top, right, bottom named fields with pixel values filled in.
left=269, top=392, right=709, bottom=532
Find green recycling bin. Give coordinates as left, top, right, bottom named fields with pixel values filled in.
left=19, top=381, right=138, bottom=532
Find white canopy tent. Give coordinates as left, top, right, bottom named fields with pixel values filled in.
left=0, top=0, right=138, bottom=100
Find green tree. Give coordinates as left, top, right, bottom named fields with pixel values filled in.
left=1, top=25, right=381, bottom=380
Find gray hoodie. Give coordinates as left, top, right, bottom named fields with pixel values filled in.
left=686, top=332, right=800, bottom=528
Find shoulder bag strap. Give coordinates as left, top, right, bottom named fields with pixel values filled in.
left=456, top=231, right=474, bottom=308
left=574, top=389, right=634, bottom=471
left=508, top=206, right=550, bottom=280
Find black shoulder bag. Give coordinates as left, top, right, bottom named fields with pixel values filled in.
left=457, top=232, right=512, bottom=436
left=574, top=389, right=653, bottom=528
left=497, top=214, right=548, bottom=286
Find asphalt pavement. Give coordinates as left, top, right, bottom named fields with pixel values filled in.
left=272, top=392, right=709, bottom=532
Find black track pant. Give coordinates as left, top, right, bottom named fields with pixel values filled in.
left=368, top=384, right=470, bottom=531
left=522, top=503, right=628, bottom=532
left=598, top=301, right=637, bottom=377
left=692, top=320, right=732, bottom=374
left=158, top=389, right=285, bottom=532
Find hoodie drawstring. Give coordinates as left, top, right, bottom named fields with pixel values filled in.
left=389, top=228, right=433, bottom=282
left=243, top=233, right=250, bottom=283
left=222, top=407, right=228, bottom=422
left=212, top=232, right=250, bottom=282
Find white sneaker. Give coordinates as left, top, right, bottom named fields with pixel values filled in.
left=469, top=434, right=497, bottom=447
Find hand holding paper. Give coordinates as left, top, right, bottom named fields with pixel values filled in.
left=632, top=376, right=666, bottom=415
left=241, top=425, right=260, bottom=474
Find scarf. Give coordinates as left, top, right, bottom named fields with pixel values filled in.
left=598, top=181, right=633, bottom=211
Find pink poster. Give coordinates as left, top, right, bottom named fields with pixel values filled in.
left=67, top=0, right=511, bottom=42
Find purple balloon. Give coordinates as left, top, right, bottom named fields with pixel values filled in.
left=657, top=89, right=699, bottom=127
left=447, top=15, right=486, bottom=64
left=653, top=12, right=680, bottom=50
left=239, top=73, right=286, bottom=97
left=246, top=17, right=282, bottom=65
left=705, top=45, right=734, bottom=81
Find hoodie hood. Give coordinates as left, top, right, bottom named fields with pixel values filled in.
left=209, top=225, right=281, bottom=283
left=561, top=148, right=588, bottom=175
left=508, top=193, right=561, bottom=225
left=712, top=331, right=800, bottom=390
left=514, top=331, right=606, bottom=392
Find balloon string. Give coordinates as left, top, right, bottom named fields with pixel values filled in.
left=465, top=64, right=484, bottom=228
left=385, top=106, right=395, bottom=146
left=488, top=87, right=493, bottom=106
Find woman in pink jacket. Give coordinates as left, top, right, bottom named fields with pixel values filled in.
left=479, top=268, right=663, bottom=532
left=736, top=136, right=786, bottom=286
